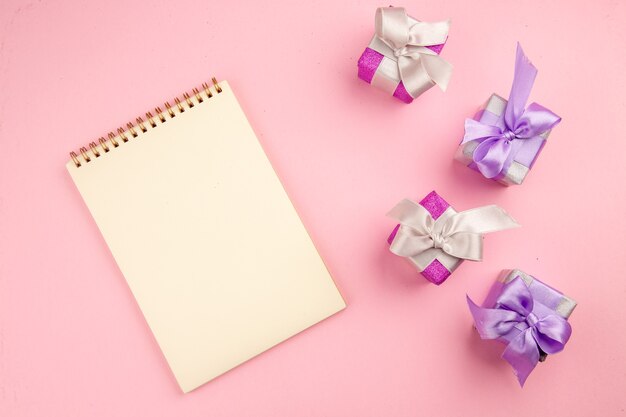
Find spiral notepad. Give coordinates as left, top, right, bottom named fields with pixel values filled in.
left=66, top=78, right=346, bottom=393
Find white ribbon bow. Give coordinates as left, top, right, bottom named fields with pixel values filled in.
left=375, top=7, right=453, bottom=98
left=387, top=199, right=520, bottom=261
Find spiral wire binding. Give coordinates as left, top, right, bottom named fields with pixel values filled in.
left=69, top=77, right=222, bottom=168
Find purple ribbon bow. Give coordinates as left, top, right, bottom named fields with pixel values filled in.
left=467, top=277, right=572, bottom=386
left=461, top=43, right=561, bottom=179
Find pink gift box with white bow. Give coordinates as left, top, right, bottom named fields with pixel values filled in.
left=357, top=7, right=453, bottom=103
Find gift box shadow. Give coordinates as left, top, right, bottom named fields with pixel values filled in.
left=449, top=159, right=508, bottom=191
left=378, top=241, right=431, bottom=291
left=465, top=325, right=507, bottom=370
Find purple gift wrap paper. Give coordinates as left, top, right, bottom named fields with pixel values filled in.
left=455, top=44, right=561, bottom=185
left=454, top=95, right=551, bottom=186
left=468, top=269, right=577, bottom=386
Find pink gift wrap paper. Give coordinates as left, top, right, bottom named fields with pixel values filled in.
left=357, top=21, right=446, bottom=104
left=388, top=190, right=459, bottom=285
left=2, top=1, right=626, bottom=416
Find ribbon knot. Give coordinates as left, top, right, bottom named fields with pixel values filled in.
left=430, top=232, right=446, bottom=250
left=375, top=7, right=453, bottom=98
left=502, top=130, right=517, bottom=143
left=467, top=277, right=572, bottom=386
left=393, top=46, right=408, bottom=57
left=387, top=199, right=519, bottom=262
left=461, top=43, right=561, bottom=179
left=525, top=312, right=540, bottom=328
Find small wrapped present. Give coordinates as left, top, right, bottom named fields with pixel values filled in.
left=467, top=269, right=577, bottom=386
left=454, top=43, right=561, bottom=185
left=386, top=191, right=519, bottom=285
left=357, top=7, right=453, bottom=103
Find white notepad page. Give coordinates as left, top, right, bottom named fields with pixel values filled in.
left=67, top=81, right=346, bottom=393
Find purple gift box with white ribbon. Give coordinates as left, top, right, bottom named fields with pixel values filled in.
left=386, top=191, right=519, bottom=285
left=357, top=7, right=452, bottom=104
left=467, top=269, right=577, bottom=386
left=454, top=44, right=561, bottom=185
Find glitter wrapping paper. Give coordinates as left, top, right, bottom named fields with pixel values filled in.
left=454, top=95, right=552, bottom=186
left=480, top=269, right=577, bottom=359
left=387, top=191, right=461, bottom=284
left=357, top=15, right=445, bottom=104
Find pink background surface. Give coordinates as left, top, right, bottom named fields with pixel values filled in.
left=1, top=0, right=625, bottom=415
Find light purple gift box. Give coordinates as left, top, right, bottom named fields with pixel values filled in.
left=357, top=16, right=446, bottom=104
left=387, top=191, right=460, bottom=284
left=481, top=269, right=577, bottom=360
left=454, top=94, right=551, bottom=186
